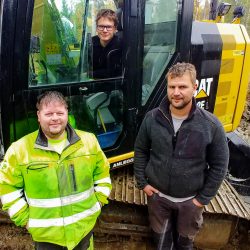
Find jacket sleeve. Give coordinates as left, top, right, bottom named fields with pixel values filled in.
left=134, top=113, right=152, bottom=190
left=0, top=146, right=29, bottom=226
left=195, top=124, right=229, bottom=205
left=92, top=136, right=112, bottom=205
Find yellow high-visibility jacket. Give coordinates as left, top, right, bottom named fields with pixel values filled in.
left=0, top=125, right=112, bottom=250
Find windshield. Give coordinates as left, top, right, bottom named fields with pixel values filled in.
left=29, top=0, right=121, bottom=86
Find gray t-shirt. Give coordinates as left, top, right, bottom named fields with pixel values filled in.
left=172, top=113, right=188, bottom=133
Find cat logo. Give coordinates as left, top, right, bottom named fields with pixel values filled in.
left=194, top=78, right=213, bottom=98
left=194, top=78, right=213, bottom=109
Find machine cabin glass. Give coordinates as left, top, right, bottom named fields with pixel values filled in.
left=142, top=0, right=179, bottom=105
left=24, top=0, right=124, bottom=150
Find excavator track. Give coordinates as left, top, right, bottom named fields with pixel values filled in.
left=109, top=166, right=250, bottom=219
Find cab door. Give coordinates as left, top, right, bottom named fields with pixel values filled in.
left=137, top=0, right=193, bottom=117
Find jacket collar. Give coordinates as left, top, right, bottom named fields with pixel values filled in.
left=158, top=97, right=197, bottom=120
left=35, top=123, right=80, bottom=148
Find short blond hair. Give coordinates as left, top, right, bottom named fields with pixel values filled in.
left=167, top=62, right=196, bottom=84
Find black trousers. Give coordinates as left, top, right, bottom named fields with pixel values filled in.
left=34, top=230, right=93, bottom=250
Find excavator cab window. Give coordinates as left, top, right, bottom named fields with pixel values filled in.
left=29, top=0, right=123, bottom=86
left=142, top=0, right=178, bottom=104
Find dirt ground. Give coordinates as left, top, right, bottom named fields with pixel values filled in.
left=0, top=222, right=250, bottom=250
left=0, top=224, right=33, bottom=250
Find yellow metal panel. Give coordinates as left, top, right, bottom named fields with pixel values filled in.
left=223, top=124, right=233, bottom=132
left=220, top=59, right=234, bottom=74
left=214, top=24, right=246, bottom=132
left=216, top=81, right=231, bottom=97
left=214, top=102, right=227, bottom=117
left=232, top=25, right=250, bottom=130
left=108, top=152, right=134, bottom=164
left=221, top=35, right=236, bottom=50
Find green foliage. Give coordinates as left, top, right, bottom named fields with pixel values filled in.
left=61, top=0, right=72, bottom=19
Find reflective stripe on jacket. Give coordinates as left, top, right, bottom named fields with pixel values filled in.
left=0, top=125, right=111, bottom=250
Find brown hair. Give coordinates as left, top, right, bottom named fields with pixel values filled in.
left=167, top=62, right=196, bottom=84
left=36, top=91, right=68, bottom=110
left=96, top=9, right=118, bottom=27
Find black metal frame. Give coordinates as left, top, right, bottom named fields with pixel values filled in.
left=136, top=0, right=194, bottom=124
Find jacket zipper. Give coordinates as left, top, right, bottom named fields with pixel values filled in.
left=69, top=164, right=77, bottom=191
left=158, top=108, right=177, bottom=194
left=158, top=108, right=175, bottom=134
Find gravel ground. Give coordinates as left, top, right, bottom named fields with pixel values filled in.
left=236, top=84, right=250, bottom=144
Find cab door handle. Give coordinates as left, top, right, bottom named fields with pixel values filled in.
left=79, top=86, right=88, bottom=92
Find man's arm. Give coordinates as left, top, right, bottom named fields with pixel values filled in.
left=93, top=136, right=112, bottom=206
left=134, top=113, right=152, bottom=190
left=195, top=125, right=229, bottom=205
left=0, top=147, right=29, bottom=226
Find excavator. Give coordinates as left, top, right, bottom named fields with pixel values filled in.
left=0, top=0, right=250, bottom=249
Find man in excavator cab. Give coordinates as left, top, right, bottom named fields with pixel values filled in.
left=92, top=9, right=123, bottom=79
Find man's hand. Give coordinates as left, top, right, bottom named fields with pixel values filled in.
left=143, top=185, right=159, bottom=196
left=192, top=198, right=204, bottom=208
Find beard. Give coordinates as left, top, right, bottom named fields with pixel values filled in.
left=41, top=124, right=67, bottom=139
left=169, top=98, right=192, bottom=110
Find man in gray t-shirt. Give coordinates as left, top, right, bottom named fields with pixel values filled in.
left=134, top=63, right=229, bottom=249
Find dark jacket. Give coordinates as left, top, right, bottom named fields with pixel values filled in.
left=92, top=35, right=122, bottom=79
left=134, top=98, right=229, bottom=205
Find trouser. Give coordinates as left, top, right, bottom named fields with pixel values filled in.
left=34, top=230, right=93, bottom=250
left=148, top=193, right=204, bottom=250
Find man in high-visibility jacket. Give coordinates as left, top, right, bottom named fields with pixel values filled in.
left=0, top=91, right=112, bottom=250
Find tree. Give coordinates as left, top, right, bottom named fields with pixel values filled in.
left=61, top=0, right=72, bottom=19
